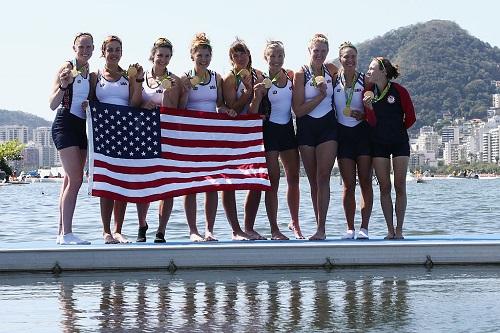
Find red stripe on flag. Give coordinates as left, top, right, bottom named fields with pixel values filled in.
left=161, top=107, right=262, bottom=120
left=93, top=183, right=271, bottom=203
left=160, top=121, right=261, bottom=134
left=160, top=137, right=263, bottom=148
left=161, top=151, right=264, bottom=162
left=94, top=159, right=267, bottom=174
left=93, top=172, right=269, bottom=189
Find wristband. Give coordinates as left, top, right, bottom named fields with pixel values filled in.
left=136, top=78, right=145, bottom=83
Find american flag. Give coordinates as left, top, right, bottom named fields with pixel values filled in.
left=87, top=101, right=270, bottom=203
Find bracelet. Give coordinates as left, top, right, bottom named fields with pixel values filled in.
left=59, top=85, right=68, bottom=91
left=136, top=78, right=145, bottom=83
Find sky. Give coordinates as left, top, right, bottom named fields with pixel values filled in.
left=1, top=0, right=499, bottom=121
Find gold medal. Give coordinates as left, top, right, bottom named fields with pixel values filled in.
left=161, top=78, right=172, bottom=90
left=127, top=66, right=138, bottom=78
left=343, top=106, right=352, bottom=117
left=190, top=76, right=201, bottom=87
left=364, top=91, right=374, bottom=99
left=70, top=68, right=80, bottom=78
left=314, top=75, right=325, bottom=86
left=263, top=78, right=272, bottom=89
left=237, top=68, right=250, bottom=78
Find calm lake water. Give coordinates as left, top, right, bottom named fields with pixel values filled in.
left=1, top=177, right=500, bottom=332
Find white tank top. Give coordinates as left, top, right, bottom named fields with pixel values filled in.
left=268, top=73, right=293, bottom=125
left=334, top=72, right=365, bottom=127
left=186, top=70, right=217, bottom=112
left=303, top=65, right=334, bottom=118
left=236, top=80, right=249, bottom=115
left=95, top=71, right=129, bottom=106
left=69, top=66, right=90, bottom=119
left=142, top=69, right=171, bottom=106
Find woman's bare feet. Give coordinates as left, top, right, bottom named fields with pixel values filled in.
left=384, top=232, right=395, bottom=240
left=232, top=231, right=251, bottom=240
left=190, top=232, right=205, bottom=242
left=245, top=229, right=267, bottom=240
left=308, top=230, right=326, bottom=241
left=394, top=227, right=404, bottom=239
left=271, top=231, right=289, bottom=241
left=288, top=222, right=305, bottom=239
left=204, top=231, right=218, bottom=241
left=103, top=233, right=120, bottom=244
left=113, top=233, right=130, bottom=243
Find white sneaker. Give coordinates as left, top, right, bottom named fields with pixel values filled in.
left=357, top=228, right=369, bottom=240
left=341, top=230, right=355, bottom=240
left=60, top=233, right=91, bottom=245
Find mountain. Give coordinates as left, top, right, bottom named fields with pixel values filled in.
left=0, top=109, right=52, bottom=140
left=353, top=20, right=500, bottom=129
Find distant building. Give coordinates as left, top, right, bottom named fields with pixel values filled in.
left=482, top=126, right=500, bottom=164
left=0, top=125, right=29, bottom=144
left=22, top=144, right=39, bottom=171
left=443, top=142, right=460, bottom=165
left=441, top=126, right=459, bottom=144
left=33, top=127, right=53, bottom=147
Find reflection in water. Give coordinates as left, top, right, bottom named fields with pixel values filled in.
left=51, top=271, right=413, bottom=332
left=3, top=267, right=500, bottom=332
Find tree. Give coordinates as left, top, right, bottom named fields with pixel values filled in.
left=0, top=140, right=25, bottom=176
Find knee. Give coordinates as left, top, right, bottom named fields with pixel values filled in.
left=379, top=182, right=392, bottom=195
left=343, top=182, right=356, bottom=195
left=394, top=182, right=406, bottom=195
left=286, top=172, right=300, bottom=187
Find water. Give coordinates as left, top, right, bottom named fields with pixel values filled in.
left=1, top=177, right=500, bottom=332
left=1, top=177, right=499, bottom=242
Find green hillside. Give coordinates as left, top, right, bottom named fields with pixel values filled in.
left=0, top=109, right=51, bottom=140
left=354, top=20, right=500, bottom=129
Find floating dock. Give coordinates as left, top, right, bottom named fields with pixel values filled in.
left=1, top=235, right=500, bottom=272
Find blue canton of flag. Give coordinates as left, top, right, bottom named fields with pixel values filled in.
left=90, top=102, right=161, bottom=159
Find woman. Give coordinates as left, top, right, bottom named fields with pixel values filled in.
left=249, top=40, right=302, bottom=240
left=140, top=37, right=181, bottom=243
left=178, top=33, right=240, bottom=241
left=222, top=38, right=267, bottom=240
left=90, top=35, right=144, bottom=244
left=364, top=57, right=416, bottom=239
left=333, top=42, right=373, bottom=240
left=49, top=32, right=94, bottom=245
left=292, top=33, right=338, bottom=240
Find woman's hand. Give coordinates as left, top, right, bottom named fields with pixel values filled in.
left=351, top=110, right=365, bottom=121
left=363, top=94, right=373, bottom=109
left=59, top=68, right=72, bottom=88
left=218, top=106, right=238, bottom=117
left=253, top=82, right=267, bottom=98
left=142, top=100, right=157, bottom=110
left=241, top=73, right=253, bottom=91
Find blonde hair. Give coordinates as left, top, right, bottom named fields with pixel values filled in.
left=308, top=33, right=329, bottom=50
left=190, top=33, right=212, bottom=55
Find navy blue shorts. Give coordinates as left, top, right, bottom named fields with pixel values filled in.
left=296, top=111, right=338, bottom=147
left=337, top=122, right=372, bottom=160
left=372, top=141, right=410, bottom=158
left=51, top=108, right=88, bottom=150
left=263, top=119, right=298, bottom=152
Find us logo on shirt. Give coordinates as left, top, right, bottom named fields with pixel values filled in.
left=387, top=95, right=396, bottom=104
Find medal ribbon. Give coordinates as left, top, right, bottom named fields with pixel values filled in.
left=373, top=82, right=391, bottom=103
